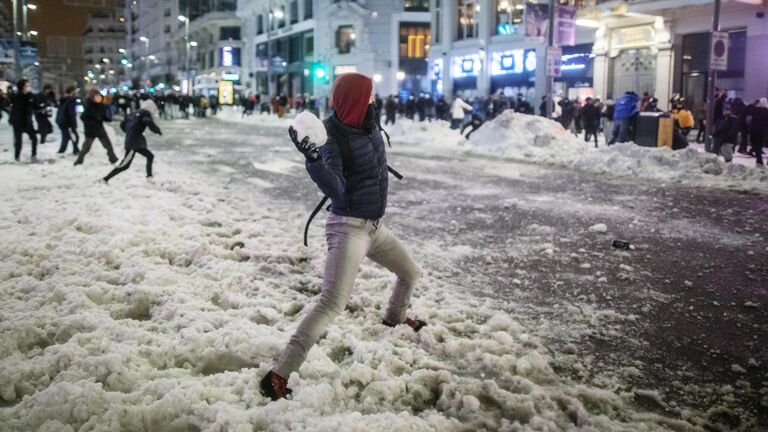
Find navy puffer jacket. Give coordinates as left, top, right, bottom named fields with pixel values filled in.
left=306, top=113, right=388, bottom=220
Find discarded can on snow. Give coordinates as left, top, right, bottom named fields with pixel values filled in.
left=612, top=240, right=634, bottom=250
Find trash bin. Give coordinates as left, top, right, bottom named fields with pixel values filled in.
left=635, top=112, right=673, bottom=148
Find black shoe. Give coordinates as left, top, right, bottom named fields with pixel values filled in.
left=383, top=318, right=427, bottom=333
left=259, top=370, right=292, bottom=401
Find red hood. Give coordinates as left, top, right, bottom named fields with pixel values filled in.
left=331, top=73, right=372, bottom=129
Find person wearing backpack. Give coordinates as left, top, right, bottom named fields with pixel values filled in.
left=712, top=105, right=739, bottom=161
left=259, top=73, right=424, bottom=401
left=102, top=99, right=161, bottom=183
left=56, top=86, right=80, bottom=155
left=74, top=89, right=119, bottom=166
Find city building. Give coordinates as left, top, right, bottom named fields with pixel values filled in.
left=238, top=0, right=432, bottom=99
left=0, top=1, right=11, bottom=40
left=126, top=0, right=182, bottom=87
left=429, top=0, right=767, bottom=114
left=82, top=8, right=127, bottom=89
left=582, top=0, right=767, bottom=114
left=428, top=0, right=596, bottom=104
left=172, top=0, right=242, bottom=96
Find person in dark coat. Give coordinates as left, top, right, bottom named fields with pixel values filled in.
left=712, top=105, right=740, bottom=160
left=435, top=96, right=449, bottom=121
left=103, top=99, right=162, bottom=182
left=56, top=86, right=80, bottom=155
left=461, top=113, right=484, bottom=138
left=34, top=84, right=55, bottom=143
left=74, top=88, right=118, bottom=165
left=745, top=98, right=768, bottom=166
left=384, top=96, right=397, bottom=125
left=260, top=73, right=424, bottom=401
left=581, top=97, right=601, bottom=148
left=9, top=79, right=38, bottom=162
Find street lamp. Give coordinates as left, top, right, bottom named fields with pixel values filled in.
left=139, top=36, right=149, bottom=84
left=266, top=2, right=284, bottom=97
left=22, top=1, right=37, bottom=41
left=178, top=15, right=191, bottom=95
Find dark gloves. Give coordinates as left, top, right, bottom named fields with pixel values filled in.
left=288, top=126, right=319, bottom=161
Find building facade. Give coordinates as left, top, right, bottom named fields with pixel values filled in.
left=584, top=0, right=767, bottom=114
left=429, top=0, right=767, bottom=113
left=83, top=8, right=126, bottom=89
left=126, top=0, right=182, bottom=87
left=428, top=0, right=596, bottom=104
left=238, top=0, right=432, bottom=99
left=172, top=3, right=243, bottom=96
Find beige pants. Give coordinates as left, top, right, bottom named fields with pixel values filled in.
left=274, top=213, right=421, bottom=377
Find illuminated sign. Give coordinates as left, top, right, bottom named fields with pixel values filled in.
left=491, top=49, right=535, bottom=76
left=559, top=51, right=594, bottom=74
left=220, top=47, right=241, bottom=67
left=524, top=50, right=537, bottom=72
left=334, top=65, right=358, bottom=75
left=221, top=72, right=240, bottom=81
left=218, top=80, right=234, bottom=105
left=452, top=54, right=480, bottom=78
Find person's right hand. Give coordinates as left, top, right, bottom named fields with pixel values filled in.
left=288, top=126, right=319, bottom=161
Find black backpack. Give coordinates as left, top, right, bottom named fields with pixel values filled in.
left=303, top=114, right=402, bottom=246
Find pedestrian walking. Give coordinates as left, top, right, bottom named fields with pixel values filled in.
left=601, top=99, right=615, bottom=145
left=74, top=89, right=119, bottom=166
left=9, top=79, right=38, bottom=162
left=260, top=73, right=424, bottom=401
left=581, top=97, right=601, bottom=148
left=103, top=99, right=161, bottom=182
left=745, top=98, right=768, bottom=166
left=384, top=96, right=398, bottom=125
left=34, top=84, right=55, bottom=144
left=56, top=86, right=80, bottom=155
left=450, top=96, right=472, bottom=129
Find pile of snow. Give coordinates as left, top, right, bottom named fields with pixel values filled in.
left=0, top=156, right=723, bottom=431
left=388, top=111, right=768, bottom=193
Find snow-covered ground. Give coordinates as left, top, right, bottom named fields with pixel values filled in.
left=217, top=107, right=768, bottom=193
left=0, top=112, right=765, bottom=431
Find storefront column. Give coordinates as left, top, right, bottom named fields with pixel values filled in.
left=655, top=45, right=673, bottom=111
left=534, top=46, right=547, bottom=105
left=653, top=18, right=673, bottom=111
left=478, top=49, right=490, bottom=96
left=592, top=24, right=609, bottom=101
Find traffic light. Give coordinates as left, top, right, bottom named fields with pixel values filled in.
left=311, top=63, right=326, bottom=80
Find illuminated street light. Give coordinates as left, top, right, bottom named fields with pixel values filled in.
left=27, top=4, right=37, bottom=10
left=189, top=41, right=198, bottom=47
left=178, top=15, right=187, bottom=22
left=139, top=36, right=148, bottom=42
left=396, top=71, right=406, bottom=81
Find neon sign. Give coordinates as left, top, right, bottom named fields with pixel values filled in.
left=452, top=54, right=481, bottom=78
left=491, top=49, right=535, bottom=76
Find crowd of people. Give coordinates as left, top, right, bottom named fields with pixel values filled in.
left=3, top=78, right=766, bottom=168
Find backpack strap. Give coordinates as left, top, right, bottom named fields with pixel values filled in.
left=304, top=196, right=329, bottom=247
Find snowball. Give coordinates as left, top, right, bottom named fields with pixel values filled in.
left=291, top=111, right=327, bottom=145
left=588, top=223, right=608, bottom=233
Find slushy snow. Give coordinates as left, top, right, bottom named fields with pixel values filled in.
left=0, top=155, right=725, bottom=431
left=387, top=111, right=768, bottom=193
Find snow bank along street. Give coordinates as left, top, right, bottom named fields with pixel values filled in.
left=1, top=110, right=766, bottom=431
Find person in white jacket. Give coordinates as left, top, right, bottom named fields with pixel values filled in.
left=450, top=96, right=473, bottom=129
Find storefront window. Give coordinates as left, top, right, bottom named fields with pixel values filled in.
left=404, top=0, right=429, bottom=12
left=496, top=0, right=524, bottom=36
left=257, top=15, right=264, bottom=35
left=400, top=23, right=431, bottom=58
left=336, top=25, right=355, bottom=54
left=456, top=0, right=479, bottom=40
left=290, top=1, right=299, bottom=24
left=304, top=0, right=313, bottom=19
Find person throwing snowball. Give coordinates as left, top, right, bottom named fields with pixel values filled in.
left=260, top=73, right=425, bottom=401
left=102, top=98, right=161, bottom=183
